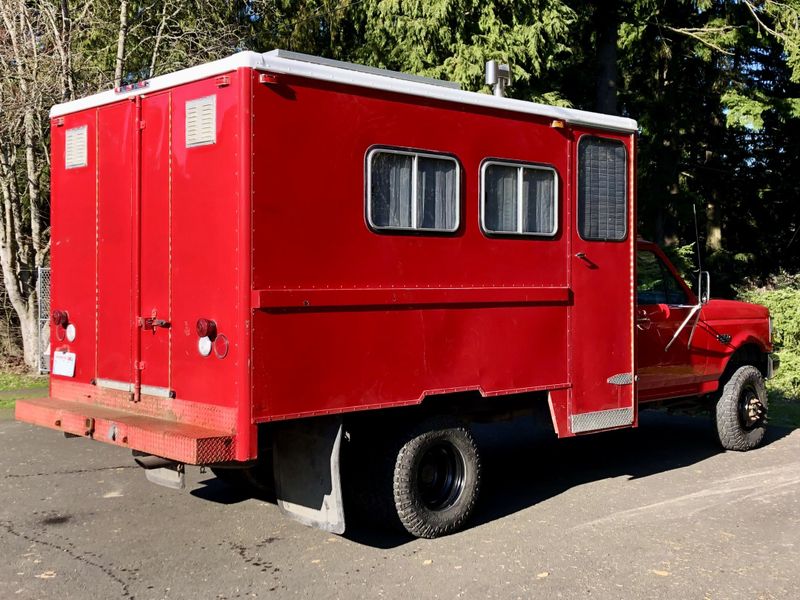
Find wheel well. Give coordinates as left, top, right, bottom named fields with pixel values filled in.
left=724, top=343, right=768, bottom=379
left=343, top=390, right=553, bottom=434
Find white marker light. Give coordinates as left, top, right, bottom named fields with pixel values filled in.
left=198, top=336, right=212, bottom=357
left=66, top=323, right=77, bottom=342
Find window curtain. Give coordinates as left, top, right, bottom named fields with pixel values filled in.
left=522, top=169, right=555, bottom=234
left=485, top=165, right=517, bottom=232
left=371, top=153, right=412, bottom=228
left=417, top=157, right=457, bottom=230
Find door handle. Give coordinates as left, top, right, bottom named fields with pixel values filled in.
left=139, top=317, right=171, bottom=331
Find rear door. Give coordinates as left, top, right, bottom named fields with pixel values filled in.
left=96, top=102, right=135, bottom=389
left=569, top=134, right=636, bottom=434
left=96, top=94, right=172, bottom=398
left=138, top=93, right=172, bottom=393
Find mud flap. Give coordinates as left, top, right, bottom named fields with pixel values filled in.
left=272, top=415, right=345, bottom=534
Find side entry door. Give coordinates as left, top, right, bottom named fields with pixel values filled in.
left=569, top=134, right=636, bottom=434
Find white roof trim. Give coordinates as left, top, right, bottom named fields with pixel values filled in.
left=50, top=50, right=638, bottom=133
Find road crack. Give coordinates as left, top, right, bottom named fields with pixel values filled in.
left=2, top=465, right=137, bottom=480
left=0, top=519, right=134, bottom=599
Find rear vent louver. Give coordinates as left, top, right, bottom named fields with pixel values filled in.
left=185, top=95, right=216, bottom=148
left=65, top=126, right=88, bottom=169
left=578, top=137, right=627, bottom=241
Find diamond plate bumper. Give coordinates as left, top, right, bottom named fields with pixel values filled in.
left=16, top=397, right=235, bottom=465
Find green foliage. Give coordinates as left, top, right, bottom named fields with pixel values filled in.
left=662, top=242, right=697, bottom=281
left=352, top=0, right=577, bottom=92
left=739, top=276, right=800, bottom=403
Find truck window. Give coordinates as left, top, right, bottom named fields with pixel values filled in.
left=577, top=136, right=627, bottom=241
left=637, top=250, right=689, bottom=305
left=367, top=148, right=459, bottom=232
left=480, top=161, right=557, bottom=236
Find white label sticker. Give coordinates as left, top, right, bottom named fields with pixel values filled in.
left=52, top=351, right=76, bottom=377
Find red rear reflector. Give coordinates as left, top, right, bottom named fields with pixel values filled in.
left=196, top=318, right=217, bottom=339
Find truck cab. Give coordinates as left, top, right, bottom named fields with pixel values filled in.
left=636, top=240, right=774, bottom=449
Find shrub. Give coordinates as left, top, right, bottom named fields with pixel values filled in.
left=739, top=275, right=800, bottom=403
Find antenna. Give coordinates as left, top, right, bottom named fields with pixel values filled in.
left=693, top=203, right=702, bottom=274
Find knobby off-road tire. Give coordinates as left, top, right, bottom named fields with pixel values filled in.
left=393, top=422, right=481, bottom=539
left=715, top=365, right=768, bottom=451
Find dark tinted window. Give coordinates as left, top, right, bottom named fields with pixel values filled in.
left=578, top=137, right=627, bottom=240
left=637, top=251, right=689, bottom=305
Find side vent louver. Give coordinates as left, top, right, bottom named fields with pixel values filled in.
left=185, top=95, right=217, bottom=148
left=65, top=126, right=88, bottom=169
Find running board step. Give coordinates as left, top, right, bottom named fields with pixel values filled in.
left=15, top=397, right=235, bottom=465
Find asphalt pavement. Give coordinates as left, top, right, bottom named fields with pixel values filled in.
left=1, top=407, right=798, bottom=599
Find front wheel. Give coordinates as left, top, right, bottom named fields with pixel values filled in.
left=715, top=365, right=768, bottom=451
left=393, top=422, right=481, bottom=538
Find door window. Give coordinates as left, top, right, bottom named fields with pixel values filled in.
left=637, top=251, right=689, bottom=305
left=577, top=137, right=627, bottom=241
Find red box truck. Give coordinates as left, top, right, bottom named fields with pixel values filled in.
left=17, top=51, right=776, bottom=538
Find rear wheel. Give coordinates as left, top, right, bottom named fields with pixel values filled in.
left=715, top=365, right=768, bottom=451
left=393, top=421, right=481, bottom=538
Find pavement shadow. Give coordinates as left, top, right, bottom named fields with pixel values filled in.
left=189, top=411, right=792, bottom=549
left=469, top=411, right=791, bottom=531
left=343, top=411, right=792, bottom=549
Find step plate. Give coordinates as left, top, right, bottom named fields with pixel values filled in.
left=16, top=397, right=235, bottom=465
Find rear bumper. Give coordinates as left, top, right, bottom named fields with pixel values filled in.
left=16, top=396, right=236, bottom=465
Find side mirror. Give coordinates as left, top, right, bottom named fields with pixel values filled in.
left=698, top=271, right=711, bottom=304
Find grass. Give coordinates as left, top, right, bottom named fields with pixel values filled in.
left=0, top=371, right=48, bottom=391
left=0, top=370, right=48, bottom=410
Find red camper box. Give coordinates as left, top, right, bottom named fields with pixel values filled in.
left=17, top=51, right=773, bottom=538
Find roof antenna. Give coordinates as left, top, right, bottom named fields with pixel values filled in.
left=485, top=60, right=511, bottom=98
left=693, top=203, right=702, bottom=274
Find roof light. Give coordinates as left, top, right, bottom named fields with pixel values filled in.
left=114, top=80, right=150, bottom=94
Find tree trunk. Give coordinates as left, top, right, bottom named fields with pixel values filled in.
left=706, top=197, right=722, bottom=252
left=114, top=0, right=129, bottom=87
left=594, top=5, right=619, bottom=115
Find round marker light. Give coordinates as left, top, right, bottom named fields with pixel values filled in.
left=198, top=336, right=212, bottom=357
left=214, top=334, right=229, bottom=359
left=65, top=323, right=77, bottom=342
left=196, top=318, right=217, bottom=340
left=52, top=310, right=69, bottom=327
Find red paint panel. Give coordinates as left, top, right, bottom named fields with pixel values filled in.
left=250, top=74, right=573, bottom=420
left=140, top=93, right=172, bottom=389
left=97, top=102, right=135, bottom=384
left=168, top=76, right=242, bottom=407
left=254, top=305, right=568, bottom=418
left=49, top=115, right=98, bottom=383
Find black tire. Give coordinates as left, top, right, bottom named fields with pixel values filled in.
left=393, top=422, right=481, bottom=538
left=715, top=365, right=768, bottom=451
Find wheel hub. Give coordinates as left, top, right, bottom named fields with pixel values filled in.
left=739, top=388, right=766, bottom=430
left=417, top=442, right=466, bottom=511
